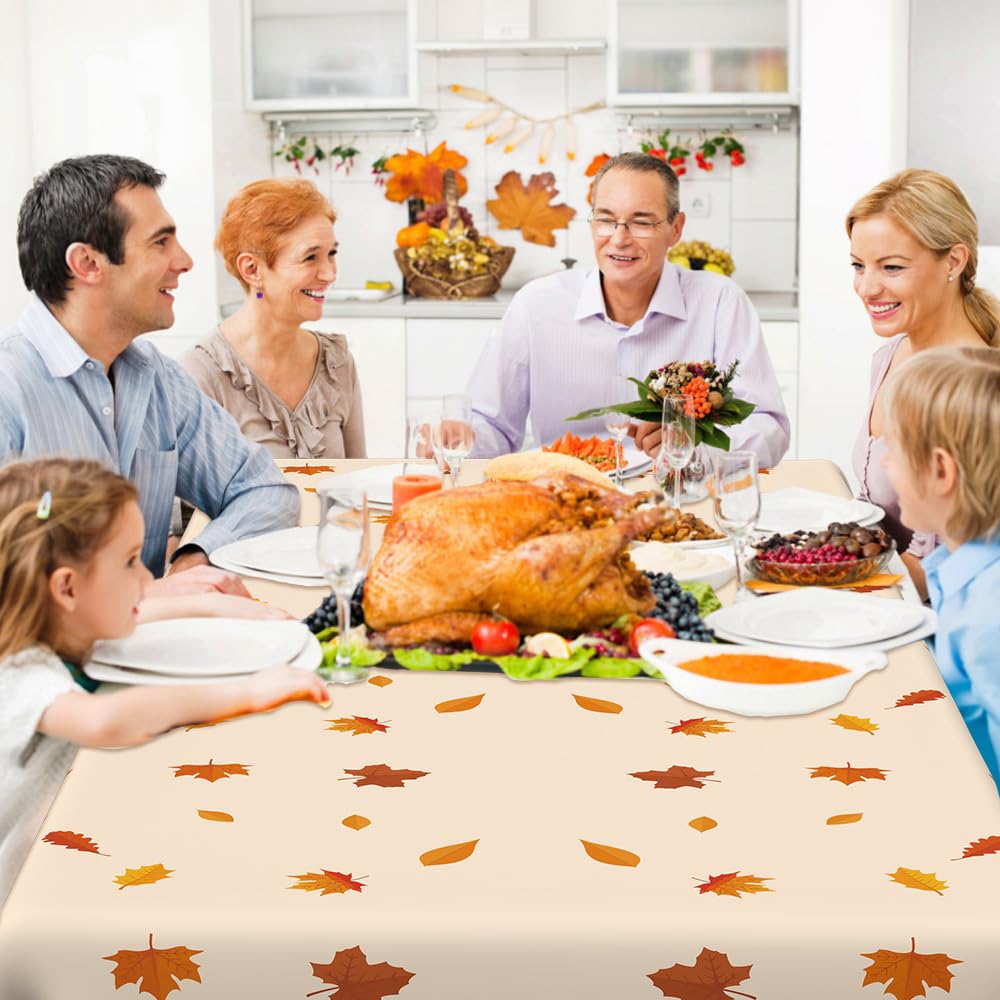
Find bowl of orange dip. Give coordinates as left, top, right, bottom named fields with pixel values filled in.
left=637, top=638, right=887, bottom=716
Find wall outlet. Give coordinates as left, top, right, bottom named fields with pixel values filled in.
left=483, top=0, right=532, bottom=40
left=689, top=194, right=711, bottom=218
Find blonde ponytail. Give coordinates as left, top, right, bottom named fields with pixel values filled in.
left=961, top=282, right=1000, bottom=347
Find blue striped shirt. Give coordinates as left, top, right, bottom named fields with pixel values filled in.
left=0, top=295, right=299, bottom=575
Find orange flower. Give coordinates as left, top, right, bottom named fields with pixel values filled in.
left=384, top=142, right=469, bottom=203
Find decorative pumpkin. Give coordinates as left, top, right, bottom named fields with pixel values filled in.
left=396, top=222, right=431, bottom=249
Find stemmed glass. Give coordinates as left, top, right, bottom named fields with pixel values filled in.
left=432, top=393, right=475, bottom=488
left=405, top=410, right=445, bottom=479
left=656, top=395, right=695, bottom=511
left=603, top=412, right=631, bottom=489
left=712, top=451, right=761, bottom=599
left=315, top=485, right=371, bottom=683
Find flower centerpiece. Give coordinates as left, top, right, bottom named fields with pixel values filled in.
left=568, top=360, right=755, bottom=451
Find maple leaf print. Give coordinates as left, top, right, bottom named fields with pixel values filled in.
left=113, top=864, right=174, bottom=890
left=42, top=830, right=107, bottom=855
left=889, top=690, right=946, bottom=709
left=572, top=693, right=623, bottom=714
left=860, top=937, right=961, bottom=1000
left=648, top=946, right=755, bottom=999
left=197, top=810, right=233, bottom=823
left=171, top=759, right=250, bottom=783
left=327, top=716, right=390, bottom=736
left=808, top=763, right=889, bottom=785
left=631, top=766, right=719, bottom=790
left=695, top=872, right=773, bottom=898
left=952, top=835, right=1000, bottom=860
left=103, top=933, right=202, bottom=1000
left=669, top=718, right=733, bottom=738
left=282, top=464, right=336, bottom=476
left=435, top=693, right=486, bottom=714
left=486, top=171, right=576, bottom=246
left=580, top=839, right=641, bottom=867
left=368, top=675, right=393, bottom=687
left=419, top=839, right=479, bottom=867
left=289, top=870, right=366, bottom=895
left=831, top=714, right=879, bottom=735
left=827, top=813, right=864, bottom=826
left=342, top=815, right=372, bottom=831
left=688, top=817, right=718, bottom=833
left=309, top=944, right=414, bottom=999
left=886, top=868, right=948, bottom=895
left=341, top=764, right=429, bottom=788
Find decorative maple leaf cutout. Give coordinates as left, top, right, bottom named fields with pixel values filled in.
left=831, top=714, right=879, bottom=735
left=435, top=693, right=486, bottom=714
left=952, top=834, right=1000, bottom=860
left=809, top=763, right=889, bottom=786
left=103, top=932, right=202, bottom=1000
left=695, top=872, right=773, bottom=898
left=309, top=944, right=414, bottom=1000
left=42, top=830, right=108, bottom=855
left=573, top=693, right=623, bottom=714
left=886, top=867, right=948, bottom=895
left=648, top=946, right=755, bottom=1000
left=342, top=814, right=372, bottom=831
left=289, top=870, right=366, bottom=895
left=827, top=813, right=864, bottom=826
left=197, top=810, right=233, bottom=823
left=384, top=142, right=468, bottom=203
left=689, top=816, right=718, bottom=833
left=631, top=766, right=719, bottom=790
left=172, top=759, right=250, bottom=783
left=889, top=690, right=946, bottom=709
left=283, top=464, right=336, bottom=475
left=487, top=171, right=576, bottom=246
left=670, top=718, right=733, bottom=738
left=328, top=716, right=390, bottom=736
left=113, top=864, right=173, bottom=890
left=580, top=839, right=641, bottom=867
left=368, top=675, right=394, bottom=688
left=860, top=937, right=961, bottom=1000
left=419, top=839, right=480, bottom=867
left=341, top=764, right=429, bottom=788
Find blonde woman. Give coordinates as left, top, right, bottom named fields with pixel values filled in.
left=846, top=169, right=999, bottom=595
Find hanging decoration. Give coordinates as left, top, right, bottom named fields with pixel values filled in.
left=448, top=84, right=604, bottom=164
left=486, top=172, right=576, bottom=247
left=274, top=137, right=362, bottom=176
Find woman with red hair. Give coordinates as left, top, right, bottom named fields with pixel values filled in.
left=182, top=179, right=365, bottom=459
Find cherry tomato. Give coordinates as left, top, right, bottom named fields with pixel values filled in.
left=629, top=618, right=676, bottom=656
left=471, top=619, right=521, bottom=656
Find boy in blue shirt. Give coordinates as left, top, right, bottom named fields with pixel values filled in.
left=881, top=346, right=1000, bottom=789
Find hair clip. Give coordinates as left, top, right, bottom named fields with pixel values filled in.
left=36, top=490, right=52, bottom=521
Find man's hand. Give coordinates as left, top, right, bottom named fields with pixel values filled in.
left=630, top=420, right=662, bottom=458
left=148, top=564, right=253, bottom=599
left=168, top=548, right=211, bottom=576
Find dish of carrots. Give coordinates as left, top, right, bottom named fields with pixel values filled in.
left=543, top=433, right=624, bottom=472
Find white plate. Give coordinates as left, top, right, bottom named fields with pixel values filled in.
left=314, top=463, right=404, bottom=508
left=326, top=288, right=398, bottom=302
left=757, top=488, right=885, bottom=534
left=89, top=619, right=311, bottom=676
left=705, top=589, right=926, bottom=648
left=212, top=526, right=323, bottom=579
left=631, top=542, right=736, bottom=589
left=638, top=637, right=888, bottom=717
left=209, top=550, right=329, bottom=588
left=85, top=633, right=322, bottom=685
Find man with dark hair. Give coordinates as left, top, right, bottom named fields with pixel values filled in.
left=467, top=152, right=790, bottom=468
left=0, top=154, right=299, bottom=583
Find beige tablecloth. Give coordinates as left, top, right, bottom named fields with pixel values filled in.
left=2, top=460, right=999, bottom=1000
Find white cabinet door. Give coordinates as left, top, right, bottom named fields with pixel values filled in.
left=405, top=318, right=497, bottom=412
left=761, top=321, right=799, bottom=459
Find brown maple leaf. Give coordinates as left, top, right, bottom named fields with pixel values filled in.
left=486, top=171, right=576, bottom=246
left=327, top=716, right=390, bottom=736
left=42, top=830, right=108, bottom=855
left=952, top=834, right=1000, bottom=860
left=808, top=762, right=889, bottom=786
left=113, top=864, right=174, bottom=890
left=631, top=766, right=719, bottom=790
left=308, top=944, right=414, bottom=999
left=103, top=932, right=202, bottom=1000
left=340, top=764, right=429, bottom=788
left=172, top=759, right=250, bottom=783
left=669, top=718, right=733, bottom=738
left=860, top=937, right=961, bottom=1000
left=695, top=872, right=773, bottom=898
left=648, top=946, right=755, bottom=1000
left=289, top=870, right=366, bottom=895
left=889, top=689, right=946, bottom=709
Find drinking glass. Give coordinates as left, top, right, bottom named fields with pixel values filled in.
left=405, top=410, right=445, bottom=478
left=657, top=395, right=695, bottom=511
left=712, top=451, right=761, bottom=598
left=432, top=393, right=475, bottom=488
left=603, top=412, right=631, bottom=488
left=316, top=486, right=371, bottom=683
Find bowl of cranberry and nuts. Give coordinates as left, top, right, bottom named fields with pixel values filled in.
left=748, top=522, right=896, bottom=586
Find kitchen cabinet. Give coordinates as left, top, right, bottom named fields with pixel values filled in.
left=608, top=0, right=798, bottom=106
left=761, top=320, right=799, bottom=458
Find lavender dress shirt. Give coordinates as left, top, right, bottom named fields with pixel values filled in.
left=466, top=264, right=790, bottom=468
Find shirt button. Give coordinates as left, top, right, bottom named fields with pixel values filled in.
left=85, top=361, right=95, bottom=370
left=102, top=406, right=112, bottom=416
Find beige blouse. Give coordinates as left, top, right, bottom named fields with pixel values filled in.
left=181, top=329, right=366, bottom=460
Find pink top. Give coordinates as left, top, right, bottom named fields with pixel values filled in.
left=851, top=335, right=938, bottom=558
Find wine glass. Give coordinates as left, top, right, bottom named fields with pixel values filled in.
left=432, top=393, right=475, bottom=488
left=658, top=395, right=695, bottom=511
left=315, top=485, right=371, bottom=683
left=406, top=410, right=445, bottom=479
left=603, top=412, right=631, bottom=489
left=712, top=451, right=760, bottom=598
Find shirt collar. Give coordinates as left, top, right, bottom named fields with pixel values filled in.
left=924, top=538, right=1000, bottom=599
left=20, top=293, right=92, bottom=377
left=573, top=263, right=687, bottom=325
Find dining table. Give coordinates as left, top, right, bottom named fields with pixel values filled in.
left=1, top=458, right=999, bottom=1000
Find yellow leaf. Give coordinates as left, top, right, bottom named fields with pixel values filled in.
left=435, top=693, right=485, bottom=714
left=887, top=867, right=948, bottom=895
left=419, top=839, right=480, bottom=867
left=831, top=714, right=879, bottom=735
left=342, top=814, right=371, bottom=831
left=572, top=694, right=623, bottom=715
left=580, top=839, right=640, bottom=867
left=113, top=864, right=174, bottom=890
left=826, top=813, right=863, bottom=826
left=197, top=810, right=233, bottom=823
left=688, top=816, right=718, bottom=833
left=288, top=870, right=365, bottom=895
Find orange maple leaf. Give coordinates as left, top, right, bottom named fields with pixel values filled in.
left=860, top=937, right=961, bottom=1000
left=309, top=944, right=414, bottom=1000
left=289, top=870, right=366, bottom=895
left=42, top=830, right=108, bottom=855
left=419, top=839, right=480, bottom=867
left=831, top=714, right=879, bottom=735
left=171, top=759, right=250, bottom=782
left=384, top=142, right=468, bottom=203
left=631, top=766, right=719, bottom=790
left=809, top=762, right=889, bottom=785
left=103, top=932, right=202, bottom=1000
left=486, top=171, right=576, bottom=246
left=669, top=718, right=733, bottom=738
left=648, top=946, right=755, bottom=1000
left=695, top=872, right=773, bottom=898
left=889, top=689, right=946, bottom=709
left=282, top=464, right=336, bottom=475
left=113, top=864, right=174, bottom=890
left=340, top=764, right=429, bottom=788
left=327, top=715, right=390, bottom=736
left=368, top=675, right=394, bottom=688
left=952, top=835, right=1000, bottom=861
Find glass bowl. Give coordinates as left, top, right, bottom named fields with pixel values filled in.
left=747, top=541, right=896, bottom=587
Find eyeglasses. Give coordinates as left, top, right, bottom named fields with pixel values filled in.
left=589, top=214, right=669, bottom=239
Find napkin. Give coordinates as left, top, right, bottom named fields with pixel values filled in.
left=746, top=573, right=903, bottom=594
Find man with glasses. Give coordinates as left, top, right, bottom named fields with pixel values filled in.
left=466, top=152, right=790, bottom=468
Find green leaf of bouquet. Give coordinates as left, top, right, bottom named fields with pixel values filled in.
left=567, top=400, right=657, bottom=421
left=580, top=657, right=643, bottom=678
left=696, top=422, right=732, bottom=450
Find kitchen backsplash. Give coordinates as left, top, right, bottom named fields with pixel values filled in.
left=210, top=0, right=798, bottom=308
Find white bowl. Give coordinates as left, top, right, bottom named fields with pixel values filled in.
left=637, top=638, right=887, bottom=717
left=630, top=541, right=736, bottom=589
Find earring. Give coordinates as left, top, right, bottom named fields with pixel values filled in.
left=255, top=284, right=264, bottom=300
left=947, top=274, right=955, bottom=283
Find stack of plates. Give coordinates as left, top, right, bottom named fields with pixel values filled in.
left=314, top=464, right=406, bottom=509
left=211, top=526, right=327, bottom=587
left=85, top=619, right=320, bottom=685
left=705, top=589, right=936, bottom=653
left=757, top=488, right=885, bottom=534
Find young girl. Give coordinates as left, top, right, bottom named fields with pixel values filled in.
left=881, top=346, right=1000, bottom=789
left=0, top=457, right=329, bottom=906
